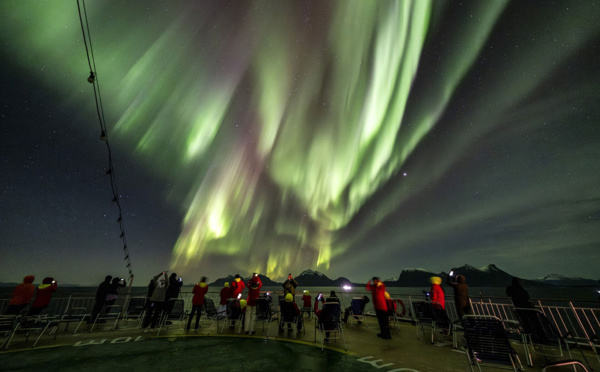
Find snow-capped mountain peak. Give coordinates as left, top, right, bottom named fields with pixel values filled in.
left=299, top=269, right=325, bottom=277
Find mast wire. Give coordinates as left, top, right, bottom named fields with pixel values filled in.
left=77, top=0, right=134, bottom=281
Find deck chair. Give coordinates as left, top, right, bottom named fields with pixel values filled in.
left=90, top=304, right=121, bottom=332
left=413, top=300, right=435, bottom=342
left=120, top=297, right=146, bottom=328
left=386, top=299, right=401, bottom=331
left=316, top=302, right=346, bottom=351
left=542, top=360, right=589, bottom=371
left=461, top=315, right=524, bottom=372
left=513, top=308, right=586, bottom=368
left=157, top=299, right=186, bottom=335
left=12, top=315, right=60, bottom=348
left=278, top=300, right=300, bottom=339
left=253, top=297, right=277, bottom=337
left=199, top=297, right=220, bottom=328
left=349, top=297, right=367, bottom=327
left=0, top=315, right=20, bottom=350
left=65, top=298, right=94, bottom=334
left=220, top=299, right=243, bottom=334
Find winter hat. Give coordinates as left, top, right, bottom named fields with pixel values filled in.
left=430, top=276, right=442, bottom=285
left=285, top=293, right=294, bottom=302
left=23, top=275, right=35, bottom=283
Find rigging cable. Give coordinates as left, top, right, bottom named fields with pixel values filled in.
left=77, top=0, right=134, bottom=282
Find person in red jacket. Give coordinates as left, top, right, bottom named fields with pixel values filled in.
left=230, top=274, right=245, bottom=299
left=28, top=277, right=58, bottom=315
left=6, top=275, right=36, bottom=315
left=187, top=277, right=209, bottom=331
left=366, top=277, right=391, bottom=339
left=218, top=282, right=231, bottom=318
left=429, top=276, right=445, bottom=310
left=244, top=274, right=262, bottom=335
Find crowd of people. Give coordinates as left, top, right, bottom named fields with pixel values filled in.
left=4, top=269, right=536, bottom=343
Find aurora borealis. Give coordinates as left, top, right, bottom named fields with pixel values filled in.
left=1, top=1, right=599, bottom=285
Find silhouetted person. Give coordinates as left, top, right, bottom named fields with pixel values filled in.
left=90, top=275, right=112, bottom=323
left=104, top=277, right=126, bottom=313
left=164, top=273, right=183, bottom=320
left=506, top=277, right=533, bottom=308
left=446, top=270, right=471, bottom=318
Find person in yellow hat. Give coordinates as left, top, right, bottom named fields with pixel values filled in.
left=429, top=276, right=445, bottom=310
left=279, top=293, right=301, bottom=333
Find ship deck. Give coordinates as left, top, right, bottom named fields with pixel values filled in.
left=1, top=313, right=598, bottom=372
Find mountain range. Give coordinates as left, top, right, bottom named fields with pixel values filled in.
left=205, top=265, right=598, bottom=288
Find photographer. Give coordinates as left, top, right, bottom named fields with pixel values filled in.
left=143, top=271, right=169, bottom=330
left=29, top=277, right=58, bottom=315
left=164, top=273, right=183, bottom=323
left=104, top=276, right=126, bottom=314
left=446, top=269, right=471, bottom=318
left=282, top=273, right=298, bottom=296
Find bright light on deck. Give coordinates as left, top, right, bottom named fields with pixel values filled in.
left=342, top=285, right=352, bottom=290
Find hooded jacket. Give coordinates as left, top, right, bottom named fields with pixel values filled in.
left=95, top=276, right=112, bottom=303
left=230, top=277, right=245, bottom=298
left=219, top=284, right=231, bottom=306
left=447, top=274, right=470, bottom=311
left=32, top=277, right=58, bottom=308
left=9, top=275, right=36, bottom=306
left=246, top=276, right=263, bottom=306
left=192, top=282, right=209, bottom=306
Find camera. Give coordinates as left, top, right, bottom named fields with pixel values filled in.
left=449, top=270, right=454, bottom=277
left=178, top=277, right=182, bottom=282
left=317, top=293, right=323, bottom=300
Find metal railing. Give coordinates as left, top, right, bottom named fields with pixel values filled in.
left=2, top=290, right=599, bottom=360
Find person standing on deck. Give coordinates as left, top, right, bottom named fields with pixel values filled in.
left=218, top=282, right=231, bottom=317
left=506, top=277, right=533, bottom=308
left=6, top=275, right=36, bottom=315
left=104, top=277, right=126, bottom=314
left=187, top=276, right=208, bottom=331
left=429, top=276, right=445, bottom=310
left=366, top=277, right=391, bottom=339
left=28, top=277, right=58, bottom=315
left=90, top=275, right=112, bottom=323
left=164, top=273, right=183, bottom=323
left=244, top=274, right=262, bottom=335
left=143, top=271, right=169, bottom=330
left=230, top=274, right=245, bottom=299
left=282, top=273, right=298, bottom=297
left=446, top=269, right=471, bottom=318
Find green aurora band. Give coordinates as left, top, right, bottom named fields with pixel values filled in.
left=2, top=0, right=599, bottom=280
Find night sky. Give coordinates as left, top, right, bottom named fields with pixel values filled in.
left=1, top=1, right=599, bottom=286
